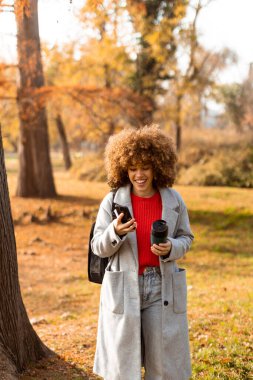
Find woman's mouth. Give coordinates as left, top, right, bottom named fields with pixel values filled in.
left=135, top=179, right=146, bottom=185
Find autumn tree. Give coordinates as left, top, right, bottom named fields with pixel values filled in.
left=78, top=0, right=150, bottom=137
left=217, top=83, right=245, bottom=130
left=217, top=63, right=253, bottom=133
left=14, top=0, right=56, bottom=197
left=240, top=64, right=253, bottom=132
left=41, top=1, right=188, bottom=147
left=0, top=62, right=19, bottom=152
left=0, top=124, right=53, bottom=379
left=126, top=0, right=187, bottom=119
left=161, top=0, right=236, bottom=150
left=55, top=113, right=72, bottom=170
left=43, top=30, right=152, bottom=147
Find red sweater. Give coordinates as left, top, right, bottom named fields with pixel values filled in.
left=131, top=191, right=162, bottom=275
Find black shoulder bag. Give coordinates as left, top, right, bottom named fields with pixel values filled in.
left=88, top=191, right=116, bottom=284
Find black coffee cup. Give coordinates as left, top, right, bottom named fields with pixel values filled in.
left=151, top=219, right=168, bottom=245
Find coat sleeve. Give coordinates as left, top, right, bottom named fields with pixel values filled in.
left=91, top=192, right=127, bottom=258
left=161, top=194, right=194, bottom=262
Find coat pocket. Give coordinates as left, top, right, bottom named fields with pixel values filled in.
left=172, top=268, right=187, bottom=314
left=102, top=270, right=124, bottom=314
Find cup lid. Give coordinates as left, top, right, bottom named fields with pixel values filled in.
left=151, top=219, right=168, bottom=237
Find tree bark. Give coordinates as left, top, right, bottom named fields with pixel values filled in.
left=15, top=0, right=56, bottom=198
left=3, top=134, right=18, bottom=153
left=55, top=114, right=72, bottom=170
left=175, top=94, right=182, bottom=152
left=0, top=124, right=53, bottom=378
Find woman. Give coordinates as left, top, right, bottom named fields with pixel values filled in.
left=91, top=125, right=194, bottom=380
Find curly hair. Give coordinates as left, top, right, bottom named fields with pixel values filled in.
left=105, top=125, right=177, bottom=189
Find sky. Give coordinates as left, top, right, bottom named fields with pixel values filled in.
left=196, top=0, right=253, bottom=83
left=0, top=0, right=253, bottom=84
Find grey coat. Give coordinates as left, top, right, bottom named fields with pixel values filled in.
left=91, top=185, right=194, bottom=380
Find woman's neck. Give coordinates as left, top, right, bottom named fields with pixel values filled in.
left=132, top=187, right=157, bottom=198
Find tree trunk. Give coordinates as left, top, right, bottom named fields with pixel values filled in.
left=102, top=64, right=117, bottom=143
left=3, top=134, right=18, bottom=153
left=0, top=125, right=53, bottom=379
left=176, top=122, right=181, bottom=152
left=55, top=114, right=72, bottom=170
left=101, top=120, right=116, bottom=147
left=15, top=0, right=56, bottom=198
left=175, top=94, right=182, bottom=152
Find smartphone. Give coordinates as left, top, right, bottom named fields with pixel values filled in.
left=112, top=203, right=133, bottom=224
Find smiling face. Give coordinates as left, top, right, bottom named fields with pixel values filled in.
left=127, top=163, right=155, bottom=197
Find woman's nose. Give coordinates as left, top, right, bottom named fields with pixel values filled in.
left=136, top=169, right=144, bottom=176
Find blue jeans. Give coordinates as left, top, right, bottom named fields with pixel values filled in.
left=139, top=267, right=163, bottom=380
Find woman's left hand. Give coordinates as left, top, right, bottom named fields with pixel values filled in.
left=151, top=241, right=172, bottom=256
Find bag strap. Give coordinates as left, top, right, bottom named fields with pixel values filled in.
left=108, top=189, right=120, bottom=271
left=111, top=189, right=117, bottom=216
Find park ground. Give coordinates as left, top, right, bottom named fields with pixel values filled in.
left=5, top=157, right=253, bottom=380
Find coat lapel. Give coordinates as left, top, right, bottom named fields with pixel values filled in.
left=159, top=187, right=180, bottom=238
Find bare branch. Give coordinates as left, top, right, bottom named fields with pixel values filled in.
left=0, top=63, right=18, bottom=69
left=0, top=96, right=16, bottom=100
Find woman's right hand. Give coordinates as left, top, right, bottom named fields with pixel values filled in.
left=114, top=213, right=137, bottom=236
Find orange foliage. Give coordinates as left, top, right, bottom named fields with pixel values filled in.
left=22, top=85, right=153, bottom=127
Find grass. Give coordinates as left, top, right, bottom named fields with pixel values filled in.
left=183, top=187, right=253, bottom=380
left=4, top=160, right=253, bottom=379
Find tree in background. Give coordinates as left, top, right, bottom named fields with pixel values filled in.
left=78, top=0, right=153, bottom=137
left=241, top=64, right=253, bottom=133
left=127, top=0, right=186, bottom=90
left=217, top=83, right=245, bottom=130
left=14, top=0, right=56, bottom=198
left=126, top=0, right=187, bottom=122
left=43, top=4, right=153, bottom=148
left=160, top=0, right=237, bottom=151
left=58, top=0, right=187, bottom=141
left=217, top=63, right=253, bottom=133
left=0, top=62, right=19, bottom=152
left=55, top=113, right=72, bottom=170
left=90, top=0, right=233, bottom=150
left=0, top=124, right=53, bottom=378
left=0, top=0, right=244, bottom=162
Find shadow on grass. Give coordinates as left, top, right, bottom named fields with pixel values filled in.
left=19, top=354, right=95, bottom=380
